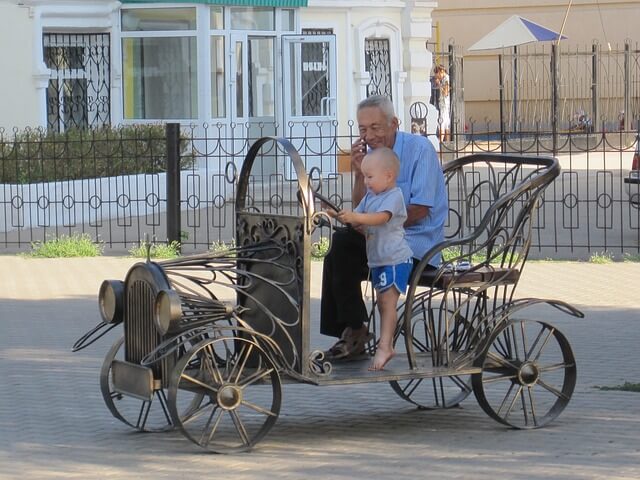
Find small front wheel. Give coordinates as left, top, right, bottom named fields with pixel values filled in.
left=472, top=319, right=576, bottom=429
left=168, top=334, right=282, bottom=453
left=100, top=337, right=174, bottom=432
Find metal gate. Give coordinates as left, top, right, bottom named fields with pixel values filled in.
left=500, top=41, right=640, bottom=133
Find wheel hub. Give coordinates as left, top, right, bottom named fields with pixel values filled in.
left=217, top=384, right=243, bottom=410
left=517, top=362, right=539, bottom=386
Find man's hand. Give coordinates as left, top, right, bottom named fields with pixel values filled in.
left=350, top=138, right=368, bottom=206
left=405, top=204, right=430, bottom=227
left=350, top=137, right=367, bottom=174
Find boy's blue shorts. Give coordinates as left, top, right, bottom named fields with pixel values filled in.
left=371, top=258, right=414, bottom=294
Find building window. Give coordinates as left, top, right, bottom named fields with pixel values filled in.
left=296, top=29, right=333, bottom=116
left=247, top=37, right=275, bottom=117
left=230, top=7, right=274, bottom=30
left=365, top=38, right=392, bottom=100
left=210, top=6, right=224, bottom=30
left=119, top=5, right=297, bottom=123
left=210, top=7, right=225, bottom=118
left=281, top=9, right=296, bottom=31
left=211, top=35, right=225, bottom=118
left=43, top=33, right=111, bottom=132
left=121, top=8, right=198, bottom=120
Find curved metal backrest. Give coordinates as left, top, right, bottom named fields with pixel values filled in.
left=236, top=136, right=316, bottom=228
left=442, top=152, right=558, bottom=246
left=437, top=153, right=558, bottom=267
left=403, top=152, right=560, bottom=369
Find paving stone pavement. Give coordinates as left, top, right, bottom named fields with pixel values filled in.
left=0, top=256, right=639, bottom=480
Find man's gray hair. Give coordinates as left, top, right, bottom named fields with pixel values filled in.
left=357, top=95, right=396, bottom=124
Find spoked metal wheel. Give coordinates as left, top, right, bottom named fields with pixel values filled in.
left=100, top=337, right=175, bottom=432
left=390, top=304, right=473, bottom=409
left=390, top=375, right=472, bottom=410
left=472, top=319, right=576, bottom=429
left=168, top=335, right=282, bottom=453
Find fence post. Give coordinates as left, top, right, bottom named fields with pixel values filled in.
left=166, top=123, right=181, bottom=251
left=498, top=54, right=506, bottom=153
left=551, top=44, right=559, bottom=155
left=448, top=43, right=457, bottom=143
left=512, top=45, right=518, bottom=133
left=624, top=42, right=631, bottom=131
left=591, top=43, right=598, bottom=128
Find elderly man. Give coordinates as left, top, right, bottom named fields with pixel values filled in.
left=321, top=95, right=447, bottom=359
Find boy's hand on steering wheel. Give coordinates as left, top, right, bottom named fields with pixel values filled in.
left=324, top=208, right=338, bottom=218
left=337, top=210, right=357, bottom=225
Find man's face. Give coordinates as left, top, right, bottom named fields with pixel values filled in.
left=357, top=106, right=398, bottom=150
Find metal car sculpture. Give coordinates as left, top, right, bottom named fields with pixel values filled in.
left=74, top=137, right=582, bottom=453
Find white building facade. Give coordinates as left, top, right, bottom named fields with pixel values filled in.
left=0, top=0, right=438, bottom=134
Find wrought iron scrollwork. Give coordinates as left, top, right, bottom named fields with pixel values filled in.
left=307, top=350, right=332, bottom=376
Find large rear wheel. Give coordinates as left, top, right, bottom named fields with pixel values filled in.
left=472, top=319, right=576, bottom=428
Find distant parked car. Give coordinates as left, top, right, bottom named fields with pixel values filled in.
left=625, top=142, right=640, bottom=208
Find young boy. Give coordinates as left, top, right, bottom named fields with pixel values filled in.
left=333, top=147, right=413, bottom=370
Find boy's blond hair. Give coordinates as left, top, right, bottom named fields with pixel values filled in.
left=364, top=147, right=400, bottom=179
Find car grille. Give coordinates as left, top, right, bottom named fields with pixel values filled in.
left=124, top=278, right=175, bottom=387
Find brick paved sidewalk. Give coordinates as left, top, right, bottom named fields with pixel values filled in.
left=0, top=257, right=638, bottom=480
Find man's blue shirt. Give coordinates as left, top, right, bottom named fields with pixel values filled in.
left=390, top=131, right=447, bottom=266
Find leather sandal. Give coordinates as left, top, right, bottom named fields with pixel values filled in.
left=325, top=327, right=373, bottom=360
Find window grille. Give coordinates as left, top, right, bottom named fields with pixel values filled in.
left=43, top=33, right=111, bottom=132
left=364, top=38, right=392, bottom=100
left=299, top=29, right=333, bottom=116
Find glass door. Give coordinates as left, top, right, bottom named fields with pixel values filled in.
left=230, top=34, right=277, bottom=130
left=282, top=34, right=337, bottom=175
left=229, top=34, right=277, bottom=173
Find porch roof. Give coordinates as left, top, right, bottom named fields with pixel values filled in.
left=120, top=0, right=308, bottom=6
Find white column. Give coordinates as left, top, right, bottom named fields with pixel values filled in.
left=354, top=70, right=371, bottom=104
left=110, top=6, right=123, bottom=125
left=31, top=7, right=50, bottom=128
left=401, top=1, right=437, bottom=129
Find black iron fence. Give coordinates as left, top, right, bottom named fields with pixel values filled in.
left=1, top=121, right=639, bottom=259
left=433, top=41, right=640, bottom=137
left=500, top=41, right=640, bottom=134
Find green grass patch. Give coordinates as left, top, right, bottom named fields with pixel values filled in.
left=441, top=246, right=517, bottom=265
left=311, top=237, right=330, bottom=260
left=25, top=233, right=103, bottom=258
left=594, top=382, right=640, bottom=392
left=209, top=239, right=236, bottom=256
left=129, top=241, right=181, bottom=259
left=588, top=251, right=614, bottom=264
left=622, top=252, right=640, bottom=262
left=442, top=246, right=486, bottom=264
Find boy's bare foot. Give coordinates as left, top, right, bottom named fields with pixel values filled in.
left=368, top=346, right=395, bottom=371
